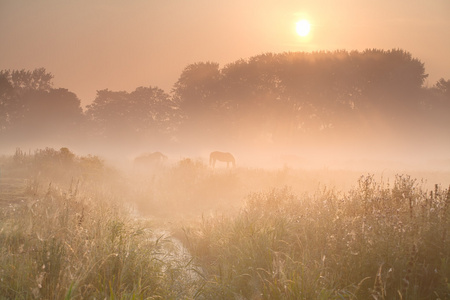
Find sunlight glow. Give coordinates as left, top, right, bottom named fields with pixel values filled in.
left=296, top=19, right=311, bottom=37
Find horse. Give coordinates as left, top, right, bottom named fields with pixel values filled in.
left=134, top=151, right=168, bottom=167
left=209, top=151, right=235, bottom=168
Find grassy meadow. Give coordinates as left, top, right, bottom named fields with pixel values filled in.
left=0, top=147, right=449, bottom=299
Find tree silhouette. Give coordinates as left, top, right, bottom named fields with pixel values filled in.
left=86, top=86, right=179, bottom=145
left=0, top=68, right=53, bottom=93
left=171, top=49, right=430, bottom=148
left=0, top=73, right=16, bottom=132
left=435, top=78, right=450, bottom=99
left=0, top=49, right=441, bottom=154
left=172, top=62, right=226, bottom=143
left=421, top=78, right=450, bottom=134
left=0, top=68, right=84, bottom=146
left=173, top=62, right=222, bottom=116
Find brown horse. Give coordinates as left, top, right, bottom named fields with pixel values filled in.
left=209, top=151, right=235, bottom=168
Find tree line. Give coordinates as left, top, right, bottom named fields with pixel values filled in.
left=1, top=49, right=449, bottom=153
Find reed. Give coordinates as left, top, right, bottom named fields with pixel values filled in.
left=1, top=148, right=449, bottom=299
left=0, top=149, right=203, bottom=299
left=182, top=177, right=450, bottom=299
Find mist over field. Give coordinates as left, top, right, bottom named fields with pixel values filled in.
left=2, top=1, right=450, bottom=297
left=1, top=50, right=450, bottom=299
left=1, top=50, right=450, bottom=173
left=1, top=50, right=450, bottom=218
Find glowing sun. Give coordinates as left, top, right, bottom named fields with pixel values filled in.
left=296, top=19, right=311, bottom=37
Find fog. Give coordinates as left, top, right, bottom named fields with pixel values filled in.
left=2, top=3, right=450, bottom=297
left=1, top=51, right=450, bottom=210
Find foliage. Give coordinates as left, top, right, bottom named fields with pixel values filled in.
left=1, top=50, right=450, bottom=152
left=172, top=49, right=433, bottom=146
left=0, top=152, right=203, bottom=299
left=9, top=147, right=103, bottom=183
left=182, top=177, right=450, bottom=299
left=1, top=149, right=450, bottom=299
left=0, top=69, right=83, bottom=144
left=85, top=86, right=180, bottom=143
left=435, top=78, right=450, bottom=97
left=0, top=68, right=53, bottom=93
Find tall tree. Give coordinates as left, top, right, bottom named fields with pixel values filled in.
left=0, top=68, right=53, bottom=93
left=172, top=62, right=225, bottom=143
left=1, top=68, right=55, bottom=131
left=172, top=49, right=429, bottom=147
left=86, top=86, right=178, bottom=144
left=173, top=62, right=222, bottom=117
left=14, top=88, right=83, bottom=134
left=0, top=73, right=16, bottom=132
left=435, top=78, right=450, bottom=99
left=0, top=68, right=84, bottom=145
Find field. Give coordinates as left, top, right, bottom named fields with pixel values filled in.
left=0, top=148, right=449, bottom=299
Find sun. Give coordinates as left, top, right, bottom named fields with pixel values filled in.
left=296, top=19, right=311, bottom=37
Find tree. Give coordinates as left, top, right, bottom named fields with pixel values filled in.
left=86, top=86, right=179, bottom=144
left=426, top=78, right=450, bottom=125
left=172, top=62, right=227, bottom=143
left=0, top=68, right=53, bottom=93
left=173, top=62, right=222, bottom=117
left=221, top=53, right=301, bottom=144
left=19, top=88, right=83, bottom=128
left=0, top=73, right=16, bottom=132
left=9, top=88, right=84, bottom=143
left=435, top=78, right=450, bottom=99
left=1, top=68, right=55, bottom=132
left=0, top=68, right=84, bottom=146
left=172, top=49, right=431, bottom=148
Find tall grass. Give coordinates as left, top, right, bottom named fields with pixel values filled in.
left=1, top=148, right=449, bottom=299
left=0, top=185, right=203, bottom=299
left=181, top=176, right=450, bottom=299
left=0, top=148, right=203, bottom=299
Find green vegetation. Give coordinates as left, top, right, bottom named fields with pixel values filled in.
left=1, top=148, right=449, bottom=299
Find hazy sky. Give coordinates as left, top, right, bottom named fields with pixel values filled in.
left=1, top=0, right=449, bottom=107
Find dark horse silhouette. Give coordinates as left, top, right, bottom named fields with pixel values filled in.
left=209, top=151, right=235, bottom=168
left=134, top=152, right=168, bottom=166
